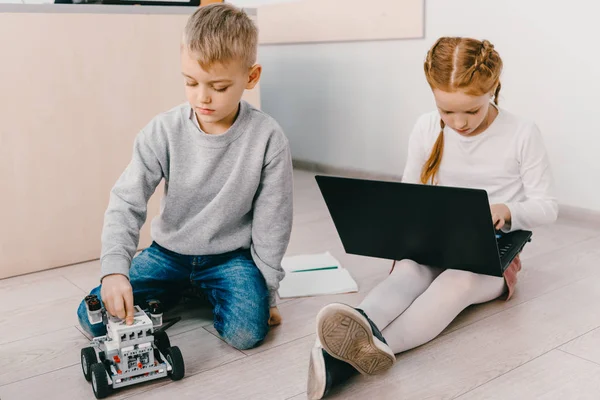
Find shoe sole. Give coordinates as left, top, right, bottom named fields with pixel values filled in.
left=316, top=303, right=395, bottom=376
left=307, top=345, right=327, bottom=400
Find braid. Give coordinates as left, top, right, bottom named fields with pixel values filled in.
left=460, top=39, right=495, bottom=81
left=477, top=40, right=494, bottom=65
left=420, top=119, right=445, bottom=185
left=477, top=40, right=494, bottom=69
left=424, top=37, right=444, bottom=76
left=494, top=81, right=502, bottom=105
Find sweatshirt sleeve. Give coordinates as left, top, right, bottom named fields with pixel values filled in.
left=504, top=123, right=559, bottom=231
left=402, top=114, right=432, bottom=184
left=250, top=142, right=294, bottom=307
left=100, top=129, right=165, bottom=281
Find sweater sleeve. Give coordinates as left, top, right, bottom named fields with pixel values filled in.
left=100, top=129, right=165, bottom=281
left=504, top=123, right=558, bottom=231
left=250, top=142, right=294, bottom=307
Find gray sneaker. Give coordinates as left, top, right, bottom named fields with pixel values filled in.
left=316, top=303, right=396, bottom=376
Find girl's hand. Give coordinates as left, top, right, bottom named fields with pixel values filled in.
left=490, top=203, right=511, bottom=230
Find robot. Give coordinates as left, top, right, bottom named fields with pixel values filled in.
left=80, top=295, right=185, bottom=399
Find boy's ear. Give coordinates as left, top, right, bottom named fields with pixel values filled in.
left=246, top=64, right=262, bottom=90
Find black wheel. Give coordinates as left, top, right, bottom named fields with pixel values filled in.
left=91, top=363, right=111, bottom=399
left=81, top=347, right=97, bottom=382
left=165, top=346, right=185, bottom=381
left=153, top=330, right=171, bottom=352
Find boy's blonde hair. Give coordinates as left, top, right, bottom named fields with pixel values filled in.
left=421, top=37, right=503, bottom=185
left=183, top=3, right=258, bottom=69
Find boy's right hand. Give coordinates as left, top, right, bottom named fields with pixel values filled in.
left=100, top=274, right=135, bottom=325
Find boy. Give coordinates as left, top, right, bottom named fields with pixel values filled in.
left=77, top=3, right=293, bottom=351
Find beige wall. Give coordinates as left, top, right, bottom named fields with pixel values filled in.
left=0, top=11, right=260, bottom=279
left=257, top=0, right=423, bottom=44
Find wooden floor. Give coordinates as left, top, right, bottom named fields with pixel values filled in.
left=1, top=169, right=600, bottom=400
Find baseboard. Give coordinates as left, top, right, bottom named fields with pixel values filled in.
left=292, top=159, right=600, bottom=230
left=292, top=159, right=402, bottom=182
left=557, top=204, right=600, bottom=229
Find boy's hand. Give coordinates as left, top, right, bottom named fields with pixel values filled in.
left=490, top=203, right=511, bottom=230
left=100, top=274, right=135, bottom=325
left=268, top=306, right=282, bottom=326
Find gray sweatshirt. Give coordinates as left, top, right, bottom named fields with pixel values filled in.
left=100, top=100, right=293, bottom=306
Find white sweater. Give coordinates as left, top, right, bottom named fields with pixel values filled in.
left=402, top=107, right=559, bottom=232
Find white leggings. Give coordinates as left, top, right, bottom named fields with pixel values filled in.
left=358, top=260, right=506, bottom=354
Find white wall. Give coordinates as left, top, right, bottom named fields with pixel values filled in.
left=254, top=0, right=600, bottom=212
left=230, top=0, right=297, bottom=6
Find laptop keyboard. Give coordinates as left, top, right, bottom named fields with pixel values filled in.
left=496, top=230, right=532, bottom=270
left=498, top=242, right=513, bottom=260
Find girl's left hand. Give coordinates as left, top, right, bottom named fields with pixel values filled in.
left=490, top=203, right=511, bottom=230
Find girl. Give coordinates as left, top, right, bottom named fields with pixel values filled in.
left=307, top=37, right=558, bottom=399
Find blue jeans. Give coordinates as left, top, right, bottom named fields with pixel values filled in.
left=77, top=242, right=270, bottom=350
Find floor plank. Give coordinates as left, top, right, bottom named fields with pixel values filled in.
left=125, top=335, right=315, bottom=400
left=169, top=326, right=246, bottom=375
left=0, top=296, right=83, bottom=345
left=456, top=350, right=600, bottom=400
left=0, top=364, right=120, bottom=400
left=0, top=326, right=246, bottom=400
left=60, top=259, right=103, bottom=293
left=285, top=394, right=307, bottom=400
left=0, top=326, right=89, bottom=386
left=560, top=327, right=600, bottom=366
left=0, top=275, right=83, bottom=314
left=519, top=219, right=600, bottom=261
left=285, top=217, right=343, bottom=257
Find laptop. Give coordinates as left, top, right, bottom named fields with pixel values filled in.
left=314, top=175, right=532, bottom=277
